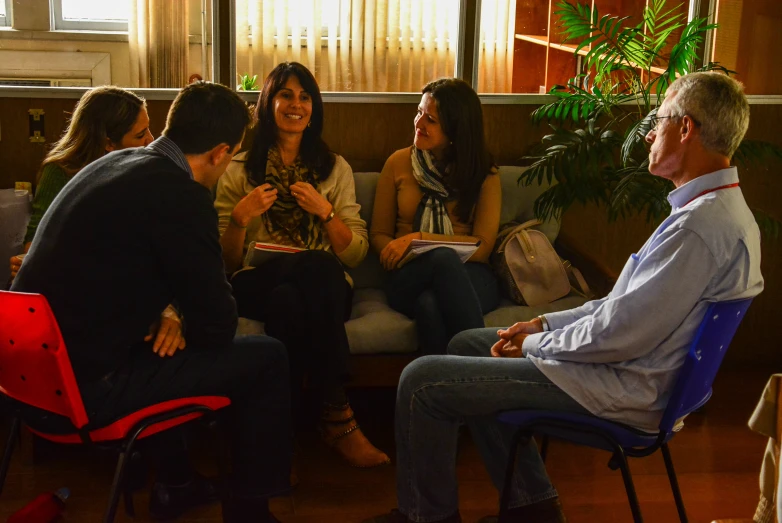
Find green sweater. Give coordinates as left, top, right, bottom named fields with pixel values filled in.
left=25, top=163, right=70, bottom=244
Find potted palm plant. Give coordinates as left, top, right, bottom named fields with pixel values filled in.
left=521, top=0, right=782, bottom=235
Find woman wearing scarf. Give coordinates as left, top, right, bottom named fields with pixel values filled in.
left=215, top=62, right=389, bottom=470
left=370, top=78, right=501, bottom=355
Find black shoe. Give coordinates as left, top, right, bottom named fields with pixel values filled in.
left=221, top=497, right=280, bottom=523
left=478, top=497, right=566, bottom=523
left=362, top=509, right=461, bottom=523
left=148, top=473, right=220, bottom=520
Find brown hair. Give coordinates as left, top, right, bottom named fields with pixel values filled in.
left=40, top=86, right=146, bottom=180
left=422, top=78, right=494, bottom=222
left=245, top=61, right=335, bottom=186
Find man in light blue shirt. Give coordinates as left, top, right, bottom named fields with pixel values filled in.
left=365, top=73, right=764, bottom=523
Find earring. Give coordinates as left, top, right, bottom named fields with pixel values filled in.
left=307, top=121, right=311, bottom=128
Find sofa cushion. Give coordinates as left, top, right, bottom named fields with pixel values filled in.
left=235, top=165, right=584, bottom=355
left=235, top=291, right=588, bottom=355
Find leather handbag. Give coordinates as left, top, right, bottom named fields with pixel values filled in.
left=492, top=220, right=591, bottom=307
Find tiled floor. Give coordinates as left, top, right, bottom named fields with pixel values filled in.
left=0, top=369, right=772, bottom=522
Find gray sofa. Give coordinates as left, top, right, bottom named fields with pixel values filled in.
left=236, top=166, right=588, bottom=357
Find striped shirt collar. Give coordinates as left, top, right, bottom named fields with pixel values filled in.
left=146, top=136, right=194, bottom=180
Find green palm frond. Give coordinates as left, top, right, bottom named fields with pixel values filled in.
left=523, top=0, right=778, bottom=238
left=733, top=140, right=782, bottom=169
left=610, top=162, right=673, bottom=222
left=655, top=17, right=718, bottom=96
left=554, top=1, right=646, bottom=90
left=519, top=119, right=623, bottom=221
left=753, top=210, right=782, bottom=239
left=620, top=111, right=654, bottom=166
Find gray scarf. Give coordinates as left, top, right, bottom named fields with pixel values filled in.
left=410, top=146, right=454, bottom=235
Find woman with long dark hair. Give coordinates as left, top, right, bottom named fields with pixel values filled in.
left=9, top=86, right=153, bottom=279
left=215, top=62, right=389, bottom=470
left=370, top=78, right=502, bottom=355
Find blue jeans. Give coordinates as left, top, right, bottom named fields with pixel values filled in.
left=386, top=247, right=500, bottom=355
left=395, top=328, right=590, bottom=522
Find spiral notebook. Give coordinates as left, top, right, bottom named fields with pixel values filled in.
left=397, top=239, right=480, bottom=268
left=244, top=242, right=304, bottom=267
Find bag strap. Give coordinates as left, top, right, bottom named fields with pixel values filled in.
left=496, top=219, right=543, bottom=253
left=563, top=260, right=592, bottom=299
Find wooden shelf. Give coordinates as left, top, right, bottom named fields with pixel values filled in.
left=515, top=33, right=666, bottom=74
left=515, top=34, right=549, bottom=46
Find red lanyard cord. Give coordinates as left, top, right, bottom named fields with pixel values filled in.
left=684, top=183, right=739, bottom=207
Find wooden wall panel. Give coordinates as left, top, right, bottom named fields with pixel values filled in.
left=0, top=98, right=171, bottom=188
left=1, top=96, right=779, bottom=366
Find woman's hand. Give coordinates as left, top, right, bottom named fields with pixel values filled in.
left=379, top=233, right=421, bottom=271
left=145, top=305, right=186, bottom=357
left=231, top=184, right=278, bottom=227
left=290, top=181, right=332, bottom=220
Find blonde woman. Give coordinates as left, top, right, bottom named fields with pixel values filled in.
left=9, top=86, right=153, bottom=279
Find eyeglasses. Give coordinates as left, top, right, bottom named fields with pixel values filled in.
left=649, top=114, right=677, bottom=132
left=648, top=113, right=701, bottom=132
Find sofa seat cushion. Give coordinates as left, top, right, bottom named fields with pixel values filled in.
left=484, top=295, right=589, bottom=327
left=235, top=292, right=588, bottom=355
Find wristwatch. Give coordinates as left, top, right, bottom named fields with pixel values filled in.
left=536, top=315, right=550, bottom=332
left=323, top=207, right=336, bottom=223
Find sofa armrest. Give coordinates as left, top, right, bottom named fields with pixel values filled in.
left=555, top=231, right=618, bottom=299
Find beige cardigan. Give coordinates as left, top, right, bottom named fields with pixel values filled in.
left=215, top=151, right=369, bottom=269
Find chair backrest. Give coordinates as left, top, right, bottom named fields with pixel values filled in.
left=0, top=291, right=89, bottom=430
left=659, top=298, right=753, bottom=432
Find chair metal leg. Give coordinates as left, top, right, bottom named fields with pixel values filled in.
left=123, top=488, right=135, bottom=518
left=540, top=435, right=550, bottom=463
left=103, top=449, right=130, bottom=523
left=0, top=416, right=21, bottom=497
left=612, top=447, right=643, bottom=523
left=661, top=443, right=688, bottom=523
left=499, top=429, right=525, bottom=518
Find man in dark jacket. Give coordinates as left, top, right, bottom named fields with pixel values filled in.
left=12, top=82, right=290, bottom=523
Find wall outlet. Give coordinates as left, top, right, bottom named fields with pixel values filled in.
left=28, top=109, right=45, bottom=143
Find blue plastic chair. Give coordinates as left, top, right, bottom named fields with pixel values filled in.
left=497, top=298, right=754, bottom=523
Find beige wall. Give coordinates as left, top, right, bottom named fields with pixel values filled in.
left=0, top=0, right=212, bottom=86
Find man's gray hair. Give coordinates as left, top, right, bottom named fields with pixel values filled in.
left=666, top=72, right=749, bottom=158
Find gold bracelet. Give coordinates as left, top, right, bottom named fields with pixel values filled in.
left=229, top=214, right=247, bottom=229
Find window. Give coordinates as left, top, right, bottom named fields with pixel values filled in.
left=235, top=0, right=462, bottom=93
left=52, top=0, right=128, bottom=31
left=709, top=0, right=782, bottom=95
left=0, top=0, right=10, bottom=27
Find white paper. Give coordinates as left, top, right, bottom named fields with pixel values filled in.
left=397, top=238, right=480, bottom=268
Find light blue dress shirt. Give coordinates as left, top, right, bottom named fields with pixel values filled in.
left=522, top=167, right=764, bottom=431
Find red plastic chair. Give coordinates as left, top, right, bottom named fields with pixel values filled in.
left=0, top=291, right=231, bottom=523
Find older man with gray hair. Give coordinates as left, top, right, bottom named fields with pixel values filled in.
left=365, top=72, right=765, bottom=523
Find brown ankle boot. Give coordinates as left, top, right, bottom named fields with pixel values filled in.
left=319, top=403, right=390, bottom=468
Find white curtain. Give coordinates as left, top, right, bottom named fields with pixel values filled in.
left=235, top=0, right=459, bottom=92
left=128, top=0, right=190, bottom=88
left=477, top=0, right=516, bottom=94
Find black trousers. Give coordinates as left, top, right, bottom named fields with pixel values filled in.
left=22, top=336, right=292, bottom=500
left=230, top=250, right=352, bottom=400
